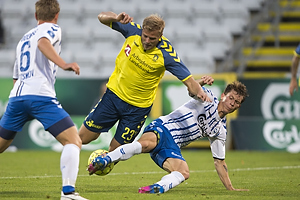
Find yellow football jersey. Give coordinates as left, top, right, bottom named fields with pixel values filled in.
left=106, top=22, right=192, bottom=108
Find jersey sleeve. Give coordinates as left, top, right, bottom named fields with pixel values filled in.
left=159, top=39, right=191, bottom=81
left=111, top=22, right=142, bottom=38
left=38, top=24, right=61, bottom=45
left=294, top=43, right=300, bottom=57
left=209, top=137, right=226, bottom=160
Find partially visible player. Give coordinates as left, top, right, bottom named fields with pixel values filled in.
left=289, top=43, right=300, bottom=96
left=0, top=0, right=87, bottom=199
left=88, top=76, right=249, bottom=193
left=79, top=11, right=211, bottom=152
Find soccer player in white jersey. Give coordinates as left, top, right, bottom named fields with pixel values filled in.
left=88, top=76, right=249, bottom=193
left=0, top=1, right=87, bottom=199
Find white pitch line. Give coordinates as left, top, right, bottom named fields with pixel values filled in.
left=1, top=165, right=300, bottom=179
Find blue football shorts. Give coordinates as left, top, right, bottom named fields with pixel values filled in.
left=143, top=118, right=186, bottom=169
left=0, top=95, right=73, bottom=140
left=83, top=88, right=152, bottom=145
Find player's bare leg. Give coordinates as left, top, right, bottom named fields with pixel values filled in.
left=78, top=124, right=100, bottom=144
left=139, top=158, right=187, bottom=194
left=0, top=137, right=13, bottom=153
left=162, top=158, right=190, bottom=179
left=108, top=138, right=122, bottom=151
left=137, top=132, right=158, bottom=152
left=56, top=126, right=82, bottom=147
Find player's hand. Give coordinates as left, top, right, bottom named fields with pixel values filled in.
left=117, top=12, right=133, bottom=24
left=200, top=75, right=214, bottom=86
left=289, top=78, right=298, bottom=96
left=196, top=91, right=212, bottom=102
left=63, top=62, right=80, bottom=75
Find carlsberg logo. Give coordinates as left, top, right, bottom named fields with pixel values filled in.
left=261, top=83, right=300, bottom=153
left=261, top=83, right=300, bottom=119
left=263, top=121, right=300, bottom=153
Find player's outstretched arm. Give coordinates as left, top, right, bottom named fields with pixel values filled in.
left=37, top=37, right=80, bottom=75
left=184, top=76, right=212, bottom=102
left=214, top=158, right=249, bottom=191
left=98, top=11, right=133, bottom=26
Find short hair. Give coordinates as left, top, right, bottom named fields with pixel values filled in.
left=35, top=0, right=60, bottom=21
left=142, top=14, right=165, bottom=34
left=224, top=81, right=249, bottom=103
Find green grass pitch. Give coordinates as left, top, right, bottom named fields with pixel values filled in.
left=0, top=150, right=299, bottom=200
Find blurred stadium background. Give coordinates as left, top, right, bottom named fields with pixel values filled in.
left=1, top=0, right=300, bottom=153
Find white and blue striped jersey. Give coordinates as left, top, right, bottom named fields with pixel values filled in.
left=159, top=88, right=227, bottom=159
left=9, top=23, right=62, bottom=98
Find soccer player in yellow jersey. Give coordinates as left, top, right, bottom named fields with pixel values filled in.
left=79, top=11, right=211, bottom=151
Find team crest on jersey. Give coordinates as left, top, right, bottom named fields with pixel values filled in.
left=212, top=126, right=220, bottom=134
left=153, top=55, right=159, bottom=62
left=124, top=44, right=131, bottom=57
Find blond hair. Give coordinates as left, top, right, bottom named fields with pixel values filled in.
left=35, top=0, right=60, bottom=21
left=142, top=14, right=165, bottom=34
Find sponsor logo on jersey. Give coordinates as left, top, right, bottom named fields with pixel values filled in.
left=129, top=53, right=156, bottom=73
left=125, top=44, right=131, bottom=57
left=85, top=120, right=102, bottom=129
left=197, top=114, right=208, bottom=135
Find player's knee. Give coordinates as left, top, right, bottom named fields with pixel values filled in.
left=78, top=125, right=99, bottom=144
left=214, top=158, right=223, bottom=168
left=138, top=140, right=155, bottom=152
left=63, top=135, right=82, bottom=149
left=180, top=169, right=190, bottom=180
left=0, top=144, right=13, bottom=153
left=78, top=125, right=86, bottom=139
left=73, top=138, right=82, bottom=149
left=78, top=133, right=89, bottom=144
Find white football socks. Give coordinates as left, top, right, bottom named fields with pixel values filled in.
left=156, top=171, right=185, bottom=192
left=107, top=141, right=142, bottom=162
left=60, top=144, right=80, bottom=190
